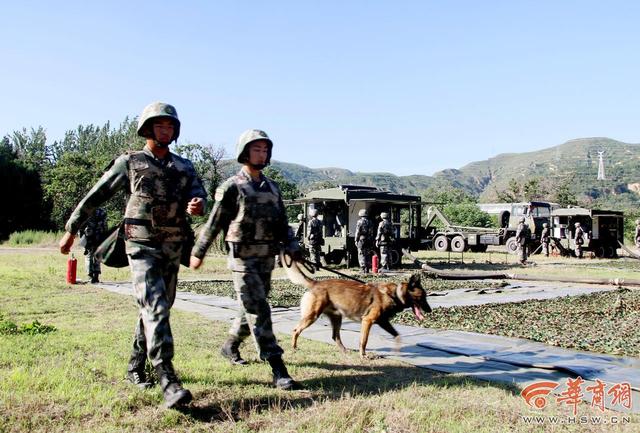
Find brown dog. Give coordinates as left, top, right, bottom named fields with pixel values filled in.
left=283, top=257, right=431, bottom=358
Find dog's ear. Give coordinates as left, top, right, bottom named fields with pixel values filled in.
left=408, top=273, right=421, bottom=288
left=395, top=283, right=408, bottom=305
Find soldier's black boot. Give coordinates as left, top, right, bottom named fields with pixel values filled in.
left=126, top=353, right=153, bottom=389
left=267, top=356, right=300, bottom=390
left=155, top=361, right=192, bottom=409
left=220, top=337, right=248, bottom=365
left=90, top=273, right=100, bottom=283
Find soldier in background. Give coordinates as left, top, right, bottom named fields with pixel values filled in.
left=80, top=207, right=107, bottom=283
left=635, top=219, right=640, bottom=249
left=355, top=209, right=373, bottom=273
left=515, top=216, right=531, bottom=265
left=59, top=102, right=206, bottom=409
left=574, top=222, right=585, bottom=258
left=376, top=212, right=394, bottom=270
left=190, top=129, right=301, bottom=390
left=307, top=208, right=324, bottom=266
left=295, top=213, right=305, bottom=242
left=540, top=222, right=550, bottom=257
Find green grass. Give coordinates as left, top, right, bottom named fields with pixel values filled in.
left=2, top=230, right=66, bottom=247
left=0, top=249, right=638, bottom=432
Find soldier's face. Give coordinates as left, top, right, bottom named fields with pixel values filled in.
left=248, top=141, right=269, bottom=166
left=152, top=119, right=175, bottom=145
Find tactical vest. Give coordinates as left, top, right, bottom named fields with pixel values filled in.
left=225, top=174, right=284, bottom=255
left=124, top=151, right=190, bottom=243
left=378, top=220, right=394, bottom=245
left=356, top=218, right=372, bottom=243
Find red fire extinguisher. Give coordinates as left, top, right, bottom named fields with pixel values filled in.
left=66, top=253, right=77, bottom=284
left=372, top=254, right=379, bottom=274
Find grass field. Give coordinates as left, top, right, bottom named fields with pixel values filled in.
left=0, top=248, right=638, bottom=432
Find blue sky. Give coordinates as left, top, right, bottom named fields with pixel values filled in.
left=2, top=1, right=639, bottom=176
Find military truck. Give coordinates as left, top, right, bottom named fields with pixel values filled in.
left=425, top=201, right=556, bottom=254
left=286, top=185, right=422, bottom=267
left=549, top=207, right=624, bottom=258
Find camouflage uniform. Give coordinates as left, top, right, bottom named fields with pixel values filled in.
left=635, top=220, right=640, bottom=249
left=540, top=223, right=550, bottom=257
left=515, top=220, right=530, bottom=264
left=66, top=146, right=206, bottom=369
left=192, top=169, right=297, bottom=362
left=355, top=211, right=373, bottom=273
left=574, top=223, right=585, bottom=258
left=80, top=208, right=107, bottom=282
left=376, top=213, right=394, bottom=270
left=307, top=211, right=324, bottom=266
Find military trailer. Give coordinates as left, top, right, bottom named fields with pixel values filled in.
left=549, top=207, right=624, bottom=258
left=424, top=201, right=556, bottom=254
left=286, top=185, right=422, bottom=267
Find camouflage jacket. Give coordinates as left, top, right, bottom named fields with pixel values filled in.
left=307, top=217, right=324, bottom=246
left=376, top=220, right=394, bottom=245
left=635, top=225, right=640, bottom=240
left=574, top=227, right=585, bottom=245
left=355, top=217, right=373, bottom=246
left=540, top=227, right=550, bottom=243
left=191, top=168, right=296, bottom=272
left=515, top=223, right=531, bottom=245
left=79, top=208, right=107, bottom=249
left=65, top=147, right=206, bottom=244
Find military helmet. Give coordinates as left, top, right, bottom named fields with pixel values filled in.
left=542, top=223, right=548, bottom=228
left=358, top=209, right=368, bottom=217
left=518, top=216, right=526, bottom=223
left=297, top=213, right=304, bottom=221
left=308, top=209, right=318, bottom=217
left=137, top=102, right=180, bottom=142
left=381, top=212, right=390, bottom=219
left=575, top=222, right=581, bottom=227
left=236, top=129, right=273, bottom=164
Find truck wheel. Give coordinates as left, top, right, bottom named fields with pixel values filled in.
left=390, top=249, right=402, bottom=267
left=594, top=246, right=605, bottom=258
left=434, top=235, right=449, bottom=252
left=450, top=235, right=466, bottom=253
left=505, top=237, right=519, bottom=255
left=606, top=246, right=617, bottom=258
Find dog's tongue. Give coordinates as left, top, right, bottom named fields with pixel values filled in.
left=412, top=305, right=424, bottom=321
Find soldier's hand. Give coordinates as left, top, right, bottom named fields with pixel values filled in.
left=59, top=232, right=75, bottom=255
left=187, top=197, right=204, bottom=216
left=190, top=255, right=203, bottom=270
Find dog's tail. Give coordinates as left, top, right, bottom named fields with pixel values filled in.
left=280, top=252, right=315, bottom=289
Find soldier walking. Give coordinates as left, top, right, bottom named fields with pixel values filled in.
left=355, top=209, right=373, bottom=273
left=80, top=207, right=107, bottom=283
left=59, top=102, right=206, bottom=409
left=376, top=212, right=395, bottom=270
left=190, top=129, right=302, bottom=390
left=515, top=216, right=531, bottom=265
left=540, top=222, right=550, bottom=257
left=574, top=222, right=585, bottom=258
left=307, top=208, right=324, bottom=266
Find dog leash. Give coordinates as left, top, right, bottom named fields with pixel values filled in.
left=281, top=252, right=367, bottom=284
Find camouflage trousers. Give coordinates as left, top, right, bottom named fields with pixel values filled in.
left=575, top=244, right=583, bottom=258
left=127, top=241, right=182, bottom=367
left=84, top=249, right=101, bottom=277
left=517, top=244, right=528, bottom=263
left=357, top=245, right=371, bottom=272
left=229, top=270, right=283, bottom=361
left=541, top=241, right=550, bottom=257
left=309, top=245, right=322, bottom=267
left=379, top=245, right=391, bottom=269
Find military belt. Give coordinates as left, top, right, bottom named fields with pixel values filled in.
left=124, top=218, right=183, bottom=228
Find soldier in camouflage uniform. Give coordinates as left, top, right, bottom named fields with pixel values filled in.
left=574, top=222, right=585, bottom=259
left=59, top=102, right=206, bottom=409
left=376, top=212, right=394, bottom=270
left=635, top=219, right=640, bottom=249
left=515, top=216, right=531, bottom=265
left=80, top=207, right=107, bottom=283
left=355, top=209, right=373, bottom=273
left=307, top=208, right=324, bottom=266
left=540, top=222, right=550, bottom=257
left=190, top=129, right=301, bottom=391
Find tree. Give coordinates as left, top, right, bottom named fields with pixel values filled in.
left=553, top=178, right=578, bottom=206
left=264, top=166, right=302, bottom=221
left=421, top=186, right=494, bottom=228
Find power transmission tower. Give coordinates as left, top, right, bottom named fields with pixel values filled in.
left=597, top=151, right=606, bottom=180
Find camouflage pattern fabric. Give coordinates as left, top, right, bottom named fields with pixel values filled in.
left=575, top=226, right=585, bottom=258
left=65, top=146, right=207, bottom=367
left=635, top=224, right=640, bottom=248
left=355, top=216, right=373, bottom=272
left=540, top=227, right=550, bottom=257
left=307, top=216, right=323, bottom=266
left=515, top=223, right=531, bottom=264
left=376, top=219, right=394, bottom=269
left=191, top=168, right=297, bottom=360
left=81, top=208, right=107, bottom=278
